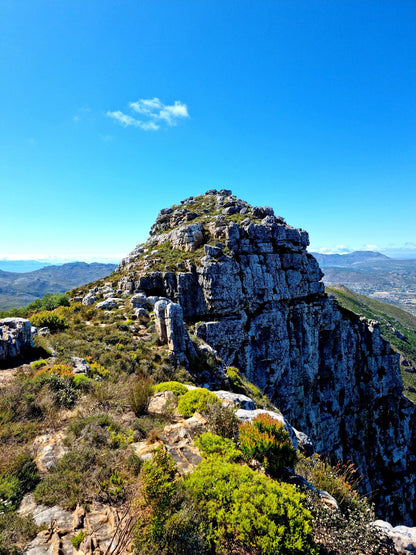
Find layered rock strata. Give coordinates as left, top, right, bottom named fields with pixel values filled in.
left=117, top=190, right=416, bottom=524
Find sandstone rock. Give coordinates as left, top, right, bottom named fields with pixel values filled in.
left=116, top=191, right=416, bottom=524
left=0, top=317, right=33, bottom=361
left=148, top=391, right=176, bottom=415
left=19, top=494, right=73, bottom=528
left=82, top=292, right=96, bottom=306
left=131, top=292, right=147, bottom=308
left=169, top=223, right=204, bottom=252
left=154, top=299, right=197, bottom=367
left=71, top=356, right=90, bottom=375
left=131, top=413, right=206, bottom=474
left=372, top=520, right=416, bottom=554
left=213, top=390, right=255, bottom=410
left=96, top=298, right=122, bottom=309
left=32, top=431, right=67, bottom=473
left=294, top=429, right=314, bottom=456
left=134, top=307, right=148, bottom=321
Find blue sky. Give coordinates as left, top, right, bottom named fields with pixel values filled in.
left=1, top=0, right=415, bottom=262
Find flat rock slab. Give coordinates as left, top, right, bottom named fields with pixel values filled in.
left=32, top=431, right=67, bottom=474
left=19, top=494, right=73, bottom=528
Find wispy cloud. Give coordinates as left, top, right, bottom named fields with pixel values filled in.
left=106, top=98, right=189, bottom=130
left=73, top=106, right=91, bottom=123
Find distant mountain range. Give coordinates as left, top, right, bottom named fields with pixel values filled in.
left=0, top=261, right=117, bottom=310
left=311, top=251, right=416, bottom=316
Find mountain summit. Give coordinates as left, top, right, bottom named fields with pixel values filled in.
left=115, top=189, right=415, bottom=524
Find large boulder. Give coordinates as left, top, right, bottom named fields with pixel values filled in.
left=0, top=317, right=33, bottom=361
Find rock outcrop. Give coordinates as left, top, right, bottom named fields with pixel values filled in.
left=0, top=317, right=33, bottom=362
left=116, top=190, right=416, bottom=525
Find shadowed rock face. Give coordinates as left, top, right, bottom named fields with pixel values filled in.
left=117, top=190, right=416, bottom=525
left=0, top=317, right=33, bottom=361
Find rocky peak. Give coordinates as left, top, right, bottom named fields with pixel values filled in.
left=116, top=190, right=416, bottom=525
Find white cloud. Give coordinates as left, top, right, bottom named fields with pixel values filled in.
left=107, top=98, right=189, bottom=130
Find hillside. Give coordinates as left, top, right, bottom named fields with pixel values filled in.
left=0, top=190, right=412, bottom=554
left=327, top=285, right=416, bottom=403
left=0, top=262, right=117, bottom=310
left=312, top=253, right=416, bottom=316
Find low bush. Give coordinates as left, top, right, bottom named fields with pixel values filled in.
left=71, top=530, right=88, bottom=548
left=204, top=403, right=239, bottom=440
left=31, top=369, right=79, bottom=410
left=226, top=366, right=274, bottom=410
left=129, top=377, right=153, bottom=416
left=304, top=491, right=395, bottom=554
left=33, top=446, right=120, bottom=509
left=296, top=454, right=365, bottom=515
left=134, top=447, right=208, bottom=554
left=0, top=512, right=41, bottom=555
left=153, top=381, right=188, bottom=396
left=0, top=453, right=39, bottom=512
left=34, top=364, right=74, bottom=379
left=30, top=311, right=68, bottom=332
left=186, top=459, right=316, bottom=554
left=239, top=413, right=298, bottom=477
left=85, top=359, right=109, bottom=379
left=177, top=388, right=220, bottom=418
left=30, top=360, right=47, bottom=371
left=226, top=366, right=246, bottom=394
left=27, top=292, right=70, bottom=313
left=195, top=432, right=241, bottom=462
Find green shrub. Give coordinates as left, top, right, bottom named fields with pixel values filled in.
left=27, top=292, right=70, bottom=313
left=30, top=311, right=68, bottom=332
left=33, top=447, right=118, bottom=509
left=226, top=366, right=246, bottom=394
left=239, top=413, right=298, bottom=477
left=0, top=512, right=41, bottom=555
left=32, top=372, right=78, bottom=409
left=73, top=374, right=94, bottom=390
left=129, top=377, right=153, bottom=416
left=66, top=413, right=117, bottom=439
left=0, top=453, right=39, bottom=512
left=186, top=459, right=316, bottom=554
left=101, top=470, right=125, bottom=501
left=134, top=447, right=207, bottom=554
left=295, top=454, right=365, bottom=515
left=31, top=360, right=47, bottom=371
left=0, top=475, right=20, bottom=513
left=304, top=491, right=394, bottom=555
left=140, top=447, right=177, bottom=516
left=71, top=530, right=88, bottom=548
left=177, top=388, right=220, bottom=418
left=226, top=366, right=274, bottom=410
left=204, top=403, right=239, bottom=440
left=195, top=433, right=241, bottom=462
left=153, top=381, right=188, bottom=396
left=86, top=360, right=109, bottom=379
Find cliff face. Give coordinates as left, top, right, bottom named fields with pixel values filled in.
left=117, top=190, right=416, bottom=525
